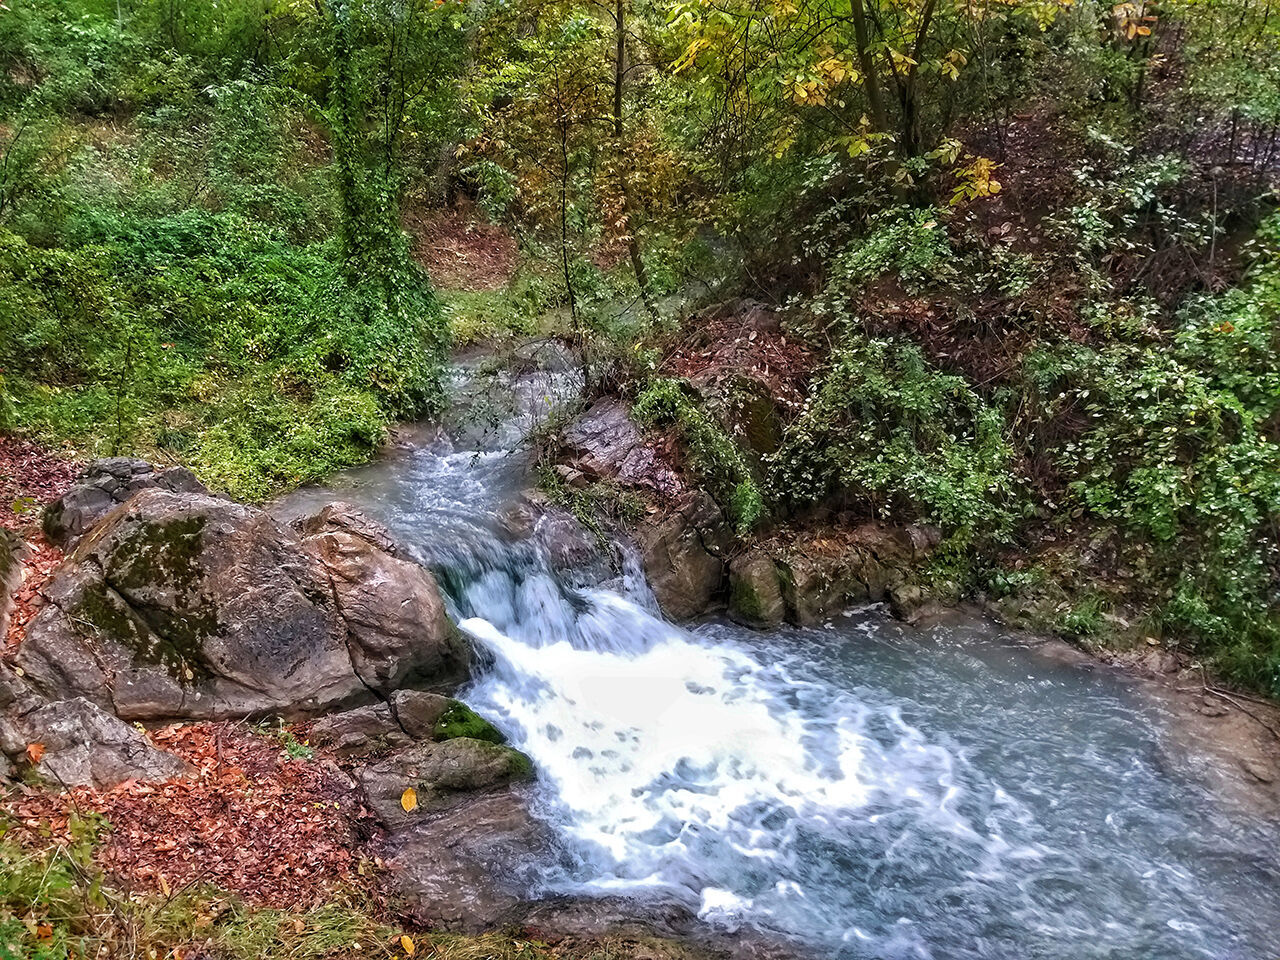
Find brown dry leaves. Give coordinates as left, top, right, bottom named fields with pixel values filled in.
left=3, top=723, right=381, bottom=909
left=0, top=435, right=79, bottom=532
left=5, top=534, right=63, bottom=652
left=665, top=312, right=816, bottom=410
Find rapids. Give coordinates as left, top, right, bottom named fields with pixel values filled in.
left=277, top=351, right=1280, bottom=960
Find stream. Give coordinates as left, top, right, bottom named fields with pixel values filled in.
left=278, top=352, right=1280, bottom=960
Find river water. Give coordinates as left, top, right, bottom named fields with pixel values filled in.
left=280, top=354, right=1280, bottom=960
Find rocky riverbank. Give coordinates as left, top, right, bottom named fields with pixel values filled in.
left=0, top=454, right=807, bottom=959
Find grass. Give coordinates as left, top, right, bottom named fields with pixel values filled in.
left=0, top=812, right=711, bottom=960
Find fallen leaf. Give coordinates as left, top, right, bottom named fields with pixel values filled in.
left=25, top=743, right=44, bottom=764
left=400, top=787, right=418, bottom=812
left=401, top=935, right=416, bottom=955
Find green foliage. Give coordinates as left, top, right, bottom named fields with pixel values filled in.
left=444, top=275, right=561, bottom=347
left=821, top=206, right=952, bottom=299
left=258, top=720, right=317, bottom=761
left=0, top=0, right=450, bottom=499
left=772, top=335, right=1020, bottom=545
left=633, top=379, right=766, bottom=532
left=535, top=463, right=647, bottom=545
left=1024, top=216, right=1280, bottom=693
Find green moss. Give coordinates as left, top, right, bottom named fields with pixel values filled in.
left=506, top=748, right=535, bottom=781
left=71, top=578, right=212, bottom=684
left=69, top=514, right=224, bottom=684
left=111, top=516, right=207, bottom=595
left=729, top=578, right=766, bottom=622
left=433, top=702, right=507, bottom=744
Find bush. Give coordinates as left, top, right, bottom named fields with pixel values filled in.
left=633, top=378, right=766, bottom=532
left=0, top=207, right=444, bottom=500
left=1024, top=217, right=1280, bottom=693
left=771, top=334, right=1021, bottom=545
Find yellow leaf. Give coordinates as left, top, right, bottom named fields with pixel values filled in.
left=400, top=787, right=418, bottom=812
left=401, top=935, right=417, bottom=955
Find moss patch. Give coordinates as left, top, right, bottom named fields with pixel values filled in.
left=433, top=702, right=507, bottom=745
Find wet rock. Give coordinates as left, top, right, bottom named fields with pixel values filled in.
left=0, top=662, right=185, bottom=788
left=1240, top=757, right=1276, bottom=784
left=728, top=551, right=785, bottom=626
left=498, top=494, right=609, bottom=583
left=776, top=555, right=862, bottom=625
left=387, top=788, right=553, bottom=930
left=391, top=690, right=455, bottom=740
left=358, top=738, right=534, bottom=829
left=17, top=490, right=463, bottom=721
left=309, top=702, right=412, bottom=756
left=311, top=693, right=503, bottom=757
left=561, top=399, right=683, bottom=496
left=773, top=523, right=941, bottom=625
left=299, top=502, right=466, bottom=692
left=635, top=492, right=731, bottom=619
left=43, top=458, right=207, bottom=551
left=1196, top=696, right=1231, bottom=718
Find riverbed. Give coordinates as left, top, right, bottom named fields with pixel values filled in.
left=277, top=354, right=1280, bottom=960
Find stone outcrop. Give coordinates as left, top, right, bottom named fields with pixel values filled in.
left=561, top=399, right=683, bottom=496
left=727, top=550, right=786, bottom=626
left=387, top=788, right=552, bottom=930
left=296, top=503, right=465, bottom=693
left=727, top=523, right=942, bottom=626
left=0, top=661, right=186, bottom=788
left=43, top=458, right=208, bottom=551
left=635, top=491, right=732, bottom=620
left=18, top=490, right=465, bottom=721
left=309, top=691, right=505, bottom=757
left=359, top=736, right=533, bottom=829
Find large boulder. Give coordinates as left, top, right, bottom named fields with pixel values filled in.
left=17, top=490, right=465, bottom=721
left=727, top=550, right=786, bottom=627
left=635, top=491, right=732, bottom=620
left=297, top=503, right=464, bottom=692
left=0, top=662, right=186, bottom=788
left=561, top=399, right=683, bottom=496
left=386, top=788, right=553, bottom=931
left=43, top=458, right=207, bottom=551
left=774, top=523, right=941, bottom=625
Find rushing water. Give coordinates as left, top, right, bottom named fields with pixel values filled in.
left=279, top=353, right=1280, bottom=960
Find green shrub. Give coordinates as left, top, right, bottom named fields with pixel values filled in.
left=771, top=334, right=1020, bottom=545
left=633, top=378, right=766, bottom=532
left=1024, top=216, right=1280, bottom=693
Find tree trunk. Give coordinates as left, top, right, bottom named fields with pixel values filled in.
left=614, top=0, right=657, bottom=316
left=850, top=0, right=888, bottom=134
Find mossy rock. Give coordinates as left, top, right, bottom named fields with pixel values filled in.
left=433, top=702, right=507, bottom=744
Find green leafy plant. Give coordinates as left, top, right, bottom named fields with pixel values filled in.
left=633, top=378, right=766, bottom=533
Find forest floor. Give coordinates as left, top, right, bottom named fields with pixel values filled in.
left=0, top=435, right=75, bottom=651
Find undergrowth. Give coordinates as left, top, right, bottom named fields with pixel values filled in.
left=632, top=378, right=765, bottom=533
left=0, top=812, right=680, bottom=960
